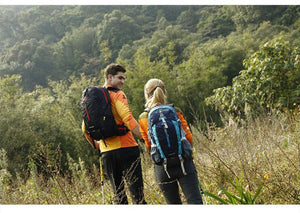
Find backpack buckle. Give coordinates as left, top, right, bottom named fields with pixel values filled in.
left=163, top=158, right=171, bottom=179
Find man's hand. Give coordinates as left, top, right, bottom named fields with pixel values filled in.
left=131, top=125, right=142, bottom=139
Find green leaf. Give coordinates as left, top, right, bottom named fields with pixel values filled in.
left=252, top=184, right=263, bottom=203
left=204, top=191, right=228, bottom=204
left=219, top=184, right=245, bottom=204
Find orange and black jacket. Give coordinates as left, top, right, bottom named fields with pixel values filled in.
left=82, top=84, right=139, bottom=152
left=138, top=106, right=193, bottom=149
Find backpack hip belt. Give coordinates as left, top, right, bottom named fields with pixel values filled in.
left=162, top=155, right=187, bottom=179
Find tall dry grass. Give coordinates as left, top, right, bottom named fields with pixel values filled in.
left=0, top=111, right=299, bottom=204
left=193, top=111, right=299, bottom=204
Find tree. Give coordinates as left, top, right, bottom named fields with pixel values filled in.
left=175, top=47, right=227, bottom=124
left=206, top=37, right=300, bottom=117
left=97, top=10, right=142, bottom=61
left=0, top=39, right=55, bottom=90
left=177, top=8, right=200, bottom=32
left=0, top=74, right=101, bottom=176
left=0, top=7, right=25, bottom=53
left=196, top=6, right=235, bottom=39
left=0, top=74, right=33, bottom=175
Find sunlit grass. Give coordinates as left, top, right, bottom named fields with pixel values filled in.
left=1, top=111, right=299, bottom=204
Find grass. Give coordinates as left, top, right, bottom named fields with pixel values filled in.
left=193, top=111, right=299, bottom=204
left=0, top=111, right=299, bottom=204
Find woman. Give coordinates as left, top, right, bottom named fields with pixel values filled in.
left=138, top=78, right=203, bottom=204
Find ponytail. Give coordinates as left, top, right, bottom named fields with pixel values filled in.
left=144, top=79, right=167, bottom=109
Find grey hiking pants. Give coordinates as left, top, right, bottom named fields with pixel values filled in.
left=154, top=158, right=203, bottom=204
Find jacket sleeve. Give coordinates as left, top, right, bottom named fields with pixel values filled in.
left=138, top=112, right=151, bottom=148
left=114, top=91, right=138, bottom=130
left=177, top=112, right=193, bottom=146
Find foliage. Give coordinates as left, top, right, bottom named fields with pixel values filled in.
left=97, top=10, right=142, bottom=60
left=196, top=6, right=235, bottom=39
left=206, top=36, right=300, bottom=118
left=0, top=74, right=100, bottom=176
left=194, top=111, right=299, bottom=204
left=1, top=111, right=299, bottom=204
left=1, top=5, right=298, bottom=92
left=205, top=173, right=264, bottom=204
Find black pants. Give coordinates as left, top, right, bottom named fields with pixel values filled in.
left=101, top=146, right=147, bottom=204
left=154, top=158, right=203, bottom=204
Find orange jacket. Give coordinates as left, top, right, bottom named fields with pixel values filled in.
left=138, top=106, right=193, bottom=148
left=82, top=84, right=138, bottom=152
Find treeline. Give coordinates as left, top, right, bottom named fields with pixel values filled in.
left=0, top=5, right=299, bottom=176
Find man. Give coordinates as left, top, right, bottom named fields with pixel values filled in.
left=82, top=63, right=146, bottom=204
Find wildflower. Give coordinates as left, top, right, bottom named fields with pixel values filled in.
left=264, top=173, right=270, bottom=179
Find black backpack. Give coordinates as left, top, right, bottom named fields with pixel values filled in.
left=81, top=86, right=129, bottom=148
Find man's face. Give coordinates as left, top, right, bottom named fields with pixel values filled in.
left=109, top=72, right=126, bottom=89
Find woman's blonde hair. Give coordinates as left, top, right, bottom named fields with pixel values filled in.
left=144, top=78, right=167, bottom=109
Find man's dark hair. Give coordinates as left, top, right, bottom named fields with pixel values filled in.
left=105, top=63, right=126, bottom=79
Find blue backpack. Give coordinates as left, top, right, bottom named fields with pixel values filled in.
left=147, top=104, right=193, bottom=178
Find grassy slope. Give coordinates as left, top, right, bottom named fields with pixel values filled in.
left=1, top=112, right=299, bottom=204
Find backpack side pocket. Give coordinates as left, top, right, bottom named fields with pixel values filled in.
left=151, top=144, right=163, bottom=165
left=182, top=138, right=193, bottom=160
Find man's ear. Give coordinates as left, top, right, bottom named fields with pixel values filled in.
left=107, top=74, right=113, bottom=82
